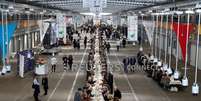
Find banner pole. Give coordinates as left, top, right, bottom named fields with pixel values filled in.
left=164, top=14, right=168, bottom=64
left=155, top=15, right=159, bottom=58
left=151, top=15, right=154, bottom=55
left=167, top=12, right=173, bottom=70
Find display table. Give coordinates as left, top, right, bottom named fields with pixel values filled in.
left=90, top=33, right=105, bottom=101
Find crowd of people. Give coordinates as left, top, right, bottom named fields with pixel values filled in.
left=74, top=27, right=122, bottom=101
left=137, top=52, right=183, bottom=92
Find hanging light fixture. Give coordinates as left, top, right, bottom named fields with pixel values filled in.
left=182, top=9, right=194, bottom=87
left=191, top=8, right=201, bottom=95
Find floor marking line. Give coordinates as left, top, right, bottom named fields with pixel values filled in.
left=66, top=48, right=87, bottom=101
left=106, top=52, right=117, bottom=88
left=47, top=72, right=65, bottom=101
left=114, top=52, right=140, bottom=101
left=47, top=48, right=78, bottom=101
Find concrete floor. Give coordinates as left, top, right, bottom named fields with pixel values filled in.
left=0, top=39, right=201, bottom=101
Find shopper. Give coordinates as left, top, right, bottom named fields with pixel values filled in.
left=32, top=76, right=40, bottom=101
left=114, top=87, right=122, bottom=101
left=77, top=39, right=80, bottom=50
left=138, top=36, right=142, bottom=45
left=123, top=57, right=128, bottom=73
left=84, top=36, right=87, bottom=49
left=63, top=55, right=68, bottom=71
left=116, top=40, right=121, bottom=51
left=51, top=53, right=57, bottom=72
left=68, top=55, right=73, bottom=70
left=73, top=39, right=77, bottom=49
left=74, top=88, right=82, bottom=101
left=122, top=38, right=126, bottom=48
left=106, top=42, right=111, bottom=53
left=42, top=75, right=48, bottom=95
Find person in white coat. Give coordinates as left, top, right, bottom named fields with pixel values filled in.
left=51, top=53, right=57, bottom=72
left=116, top=40, right=121, bottom=51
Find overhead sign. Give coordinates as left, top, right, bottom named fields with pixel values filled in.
left=90, top=7, right=102, bottom=14
left=83, top=0, right=107, bottom=8
left=127, top=16, right=138, bottom=41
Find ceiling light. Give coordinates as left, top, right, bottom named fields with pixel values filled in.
left=195, top=9, right=201, bottom=13
left=185, top=9, right=194, bottom=14
left=175, top=11, right=183, bottom=15
left=30, top=8, right=34, bottom=11
left=8, top=5, right=14, bottom=9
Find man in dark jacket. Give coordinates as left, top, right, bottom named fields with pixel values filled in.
left=114, top=87, right=122, bottom=101
left=68, top=55, right=73, bottom=70
left=42, top=76, right=48, bottom=95
left=106, top=42, right=111, bottom=53
left=84, top=36, right=87, bottom=49
left=74, top=88, right=82, bottom=101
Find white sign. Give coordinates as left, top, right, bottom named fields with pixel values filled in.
left=142, top=21, right=155, bottom=45
left=19, top=55, right=24, bottom=78
left=83, top=0, right=107, bottom=8
left=127, top=16, right=138, bottom=41
left=90, top=7, right=102, bottom=14
left=57, top=13, right=67, bottom=43
left=83, top=0, right=91, bottom=8
left=35, top=64, right=48, bottom=75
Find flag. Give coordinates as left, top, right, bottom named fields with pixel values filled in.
left=172, top=23, right=194, bottom=62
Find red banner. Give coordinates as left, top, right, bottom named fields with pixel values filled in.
left=172, top=23, right=194, bottom=62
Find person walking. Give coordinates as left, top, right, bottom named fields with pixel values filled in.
left=51, top=53, right=57, bottom=72
left=138, top=36, right=142, bottom=45
left=42, top=75, right=48, bottom=95
left=122, top=38, right=126, bottom=48
left=73, top=39, right=77, bottom=49
left=123, top=57, right=128, bottom=73
left=77, top=39, right=80, bottom=50
left=114, top=87, right=122, bottom=101
left=32, top=76, right=40, bottom=101
left=63, top=55, right=68, bottom=71
left=116, top=40, right=121, bottom=51
left=84, top=36, right=87, bottom=49
left=68, top=55, right=73, bottom=70
left=106, top=42, right=111, bottom=53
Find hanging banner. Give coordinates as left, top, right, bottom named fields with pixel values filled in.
left=172, top=23, right=194, bottom=61
left=0, top=22, right=17, bottom=59
left=57, top=14, right=66, bottom=39
left=127, top=16, right=138, bottom=41
left=142, top=21, right=155, bottom=45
